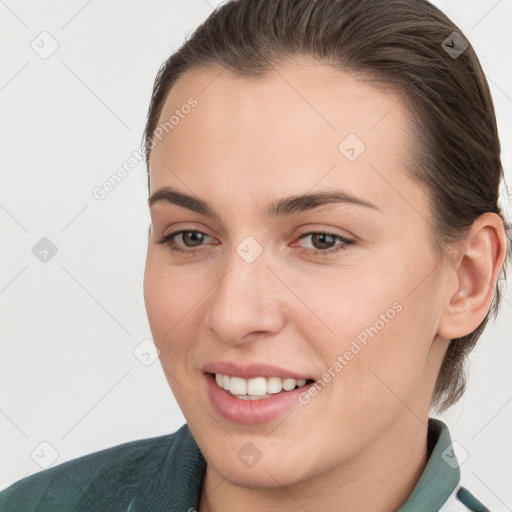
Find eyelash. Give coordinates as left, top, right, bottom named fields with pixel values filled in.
left=156, top=229, right=354, bottom=257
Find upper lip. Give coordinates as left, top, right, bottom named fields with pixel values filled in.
left=202, top=361, right=314, bottom=381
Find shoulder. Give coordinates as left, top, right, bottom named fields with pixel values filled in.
left=0, top=425, right=190, bottom=512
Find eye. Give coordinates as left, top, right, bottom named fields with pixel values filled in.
left=294, top=231, right=354, bottom=256
left=156, top=230, right=216, bottom=255
left=156, top=229, right=354, bottom=258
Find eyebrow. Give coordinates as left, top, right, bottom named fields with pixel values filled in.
left=148, top=186, right=380, bottom=218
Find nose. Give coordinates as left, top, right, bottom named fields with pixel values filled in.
left=204, top=247, right=286, bottom=346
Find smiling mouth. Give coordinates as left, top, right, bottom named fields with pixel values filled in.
left=209, top=372, right=315, bottom=400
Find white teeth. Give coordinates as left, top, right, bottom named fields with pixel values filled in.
left=236, top=394, right=269, bottom=400
left=282, top=378, right=297, bottom=391
left=247, top=377, right=267, bottom=396
left=229, top=376, right=247, bottom=396
left=213, top=373, right=310, bottom=398
left=266, top=376, right=282, bottom=394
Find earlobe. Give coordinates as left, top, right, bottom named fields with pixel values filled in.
left=438, top=212, right=507, bottom=340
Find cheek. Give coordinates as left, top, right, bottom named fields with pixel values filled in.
left=143, top=256, right=204, bottom=358
left=291, top=251, right=439, bottom=412
left=143, top=258, right=208, bottom=412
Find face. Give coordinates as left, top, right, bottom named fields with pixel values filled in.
left=143, top=58, right=451, bottom=488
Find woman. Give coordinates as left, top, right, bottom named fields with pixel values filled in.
left=1, top=0, right=509, bottom=510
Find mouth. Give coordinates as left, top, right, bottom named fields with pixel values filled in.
left=204, top=371, right=317, bottom=424
left=208, top=372, right=315, bottom=400
left=201, top=360, right=318, bottom=423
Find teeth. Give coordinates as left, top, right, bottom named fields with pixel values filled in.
left=267, top=376, right=282, bottom=394
left=247, top=377, right=267, bottom=396
left=282, top=378, right=298, bottom=391
left=229, top=376, right=247, bottom=396
left=214, top=373, right=309, bottom=398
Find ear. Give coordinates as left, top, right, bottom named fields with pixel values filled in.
left=438, top=212, right=508, bottom=340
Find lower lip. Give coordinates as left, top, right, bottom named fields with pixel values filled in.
left=204, top=373, right=314, bottom=425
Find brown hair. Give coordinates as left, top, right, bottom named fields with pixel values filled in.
left=142, top=0, right=511, bottom=412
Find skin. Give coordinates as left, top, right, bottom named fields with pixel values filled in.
left=143, top=57, right=507, bottom=512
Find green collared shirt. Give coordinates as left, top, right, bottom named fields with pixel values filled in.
left=0, top=418, right=489, bottom=511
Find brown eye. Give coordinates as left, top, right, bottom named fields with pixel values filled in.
left=309, top=233, right=337, bottom=250
left=156, top=230, right=215, bottom=255
left=295, top=231, right=355, bottom=257
left=180, top=231, right=206, bottom=247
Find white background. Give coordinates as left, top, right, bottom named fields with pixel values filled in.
left=1, top=0, right=511, bottom=510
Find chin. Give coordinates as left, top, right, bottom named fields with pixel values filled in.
left=218, top=463, right=306, bottom=489
left=205, top=445, right=315, bottom=490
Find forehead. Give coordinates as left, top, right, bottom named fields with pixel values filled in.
left=148, top=58, right=420, bottom=216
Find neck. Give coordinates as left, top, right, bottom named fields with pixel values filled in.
left=199, top=412, right=430, bottom=512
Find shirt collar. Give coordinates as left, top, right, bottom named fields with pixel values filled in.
left=398, top=418, right=461, bottom=511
